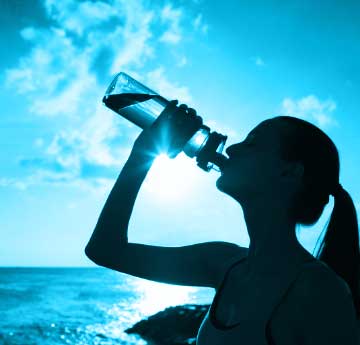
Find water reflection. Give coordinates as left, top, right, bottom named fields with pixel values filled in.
left=131, top=278, right=198, bottom=315
left=87, top=276, right=199, bottom=344
left=91, top=275, right=210, bottom=344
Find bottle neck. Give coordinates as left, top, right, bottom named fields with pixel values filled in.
left=195, top=130, right=228, bottom=172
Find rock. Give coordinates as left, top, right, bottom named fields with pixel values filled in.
left=125, top=304, right=210, bottom=345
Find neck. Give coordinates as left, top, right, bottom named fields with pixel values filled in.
left=242, top=200, right=312, bottom=273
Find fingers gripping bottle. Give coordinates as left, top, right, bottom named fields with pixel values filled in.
left=102, top=72, right=228, bottom=172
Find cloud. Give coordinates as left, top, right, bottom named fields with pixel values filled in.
left=0, top=177, right=30, bottom=191
left=176, top=56, right=187, bottom=67
left=203, top=119, right=240, bottom=143
left=144, top=68, right=192, bottom=103
left=16, top=101, right=140, bottom=189
left=280, top=95, right=338, bottom=128
left=34, top=138, right=45, bottom=148
left=253, top=56, right=265, bottom=66
left=159, top=4, right=183, bottom=44
left=0, top=172, right=114, bottom=196
left=193, top=14, right=209, bottom=34
left=44, top=0, right=115, bottom=37
left=20, top=27, right=37, bottom=40
left=18, top=157, right=68, bottom=173
left=109, top=5, right=155, bottom=73
left=4, top=0, right=208, bottom=191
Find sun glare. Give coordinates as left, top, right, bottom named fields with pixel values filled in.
left=143, top=153, right=202, bottom=201
left=131, top=278, right=197, bottom=315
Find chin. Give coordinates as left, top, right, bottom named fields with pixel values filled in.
left=215, top=174, right=223, bottom=188
left=216, top=175, right=229, bottom=193
left=216, top=176, right=242, bottom=200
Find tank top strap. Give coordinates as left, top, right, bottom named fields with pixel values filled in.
left=264, top=257, right=318, bottom=345
left=215, top=251, right=249, bottom=292
left=211, top=251, right=249, bottom=308
left=209, top=254, right=248, bottom=330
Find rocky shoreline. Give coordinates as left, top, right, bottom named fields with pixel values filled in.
left=125, top=304, right=210, bottom=345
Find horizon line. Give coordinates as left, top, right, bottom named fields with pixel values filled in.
left=0, top=265, right=101, bottom=268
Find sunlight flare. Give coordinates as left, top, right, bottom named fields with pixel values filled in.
left=143, top=153, right=202, bottom=201
left=131, top=278, right=197, bottom=315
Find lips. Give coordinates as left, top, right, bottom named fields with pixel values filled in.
left=209, top=152, right=229, bottom=172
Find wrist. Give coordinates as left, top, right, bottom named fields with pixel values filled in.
left=129, top=149, right=156, bottom=163
left=124, top=149, right=156, bottom=173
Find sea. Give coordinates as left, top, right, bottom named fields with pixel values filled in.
left=0, top=267, right=214, bottom=345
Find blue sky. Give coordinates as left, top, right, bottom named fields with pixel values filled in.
left=1, top=0, right=359, bottom=266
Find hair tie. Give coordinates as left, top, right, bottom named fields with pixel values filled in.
left=330, top=183, right=343, bottom=197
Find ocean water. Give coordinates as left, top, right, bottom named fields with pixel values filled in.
left=0, top=267, right=214, bottom=345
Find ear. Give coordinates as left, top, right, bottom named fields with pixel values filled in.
left=281, top=161, right=304, bottom=179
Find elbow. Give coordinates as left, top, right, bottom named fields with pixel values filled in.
left=84, top=244, right=93, bottom=260
left=84, top=241, right=126, bottom=267
left=84, top=244, right=107, bottom=266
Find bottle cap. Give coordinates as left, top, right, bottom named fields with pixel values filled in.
left=196, top=132, right=228, bottom=172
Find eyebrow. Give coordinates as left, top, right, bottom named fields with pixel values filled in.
left=245, top=126, right=269, bottom=142
left=247, top=128, right=260, bottom=137
left=250, top=124, right=270, bottom=136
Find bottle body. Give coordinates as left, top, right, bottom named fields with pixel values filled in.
left=103, top=72, right=227, bottom=172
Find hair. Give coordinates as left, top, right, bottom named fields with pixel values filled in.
left=270, top=115, right=360, bottom=319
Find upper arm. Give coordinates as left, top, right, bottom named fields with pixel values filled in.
left=291, top=267, right=359, bottom=345
left=85, top=241, right=247, bottom=288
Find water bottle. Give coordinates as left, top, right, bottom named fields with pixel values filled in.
left=102, top=72, right=228, bottom=172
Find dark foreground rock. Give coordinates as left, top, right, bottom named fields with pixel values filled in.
left=125, top=304, right=210, bottom=345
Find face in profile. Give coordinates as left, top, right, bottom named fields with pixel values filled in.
left=216, top=120, right=288, bottom=202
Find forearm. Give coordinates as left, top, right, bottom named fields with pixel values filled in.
left=85, top=151, right=155, bottom=258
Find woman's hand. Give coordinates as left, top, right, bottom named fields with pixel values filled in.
left=131, top=100, right=203, bottom=159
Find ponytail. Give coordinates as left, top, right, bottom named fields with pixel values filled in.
left=313, top=186, right=360, bottom=319
left=270, top=115, right=360, bottom=320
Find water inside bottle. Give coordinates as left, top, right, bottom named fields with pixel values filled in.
left=103, top=93, right=169, bottom=129
left=103, top=93, right=152, bottom=110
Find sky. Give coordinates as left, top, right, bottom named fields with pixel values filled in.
left=0, top=0, right=359, bottom=266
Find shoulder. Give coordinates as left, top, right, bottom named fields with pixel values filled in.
left=288, top=260, right=359, bottom=344
left=294, top=260, right=352, bottom=299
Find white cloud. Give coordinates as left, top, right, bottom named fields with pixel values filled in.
left=5, top=0, right=207, bottom=191
left=145, top=67, right=192, bottom=103
left=6, top=27, right=77, bottom=100
left=159, top=4, right=183, bottom=44
left=44, top=0, right=115, bottom=36
left=160, top=30, right=181, bottom=44
left=193, top=14, right=209, bottom=34
left=5, top=67, right=36, bottom=93
left=177, top=56, right=187, bottom=67
left=34, top=138, right=44, bottom=148
left=254, top=56, right=265, bottom=66
left=0, top=178, right=29, bottom=191
left=204, top=119, right=240, bottom=143
left=20, top=27, right=37, bottom=40
left=0, top=172, right=114, bottom=196
left=193, top=14, right=201, bottom=29
left=109, top=7, right=155, bottom=72
left=280, top=95, right=338, bottom=128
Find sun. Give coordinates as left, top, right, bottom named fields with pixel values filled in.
left=143, top=153, right=202, bottom=201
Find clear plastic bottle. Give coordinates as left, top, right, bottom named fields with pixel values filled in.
left=102, top=72, right=228, bottom=172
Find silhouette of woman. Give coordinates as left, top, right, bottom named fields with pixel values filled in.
left=85, top=100, right=359, bottom=344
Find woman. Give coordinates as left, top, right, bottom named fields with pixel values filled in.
left=85, top=101, right=359, bottom=344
